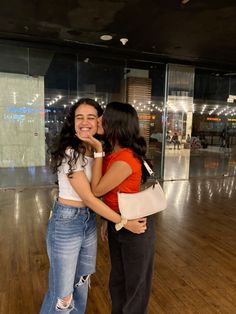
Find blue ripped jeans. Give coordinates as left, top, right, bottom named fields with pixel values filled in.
left=40, top=201, right=97, bottom=314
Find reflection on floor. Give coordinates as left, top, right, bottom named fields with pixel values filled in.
left=1, top=177, right=236, bottom=313
left=0, top=166, right=56, bottom=188
left=0, top=146, right=236, bottom=188
left=190, top=146, right=236, bottom=178
left=163, top=146, right=236, bottom=180
left=164, top=149, right=190, bottom=180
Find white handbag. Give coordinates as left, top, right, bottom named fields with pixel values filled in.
left=117, top=161, right=167, bottom=219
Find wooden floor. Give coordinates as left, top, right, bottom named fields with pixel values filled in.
left=1, top=177, right=236, bottom=313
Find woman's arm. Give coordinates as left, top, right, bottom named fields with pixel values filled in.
left=69, top=170, right=146, bottom=233
left=69, top=170, right=120, bottom=223
left=91, top=160, right=132, bottom=197
left=79, top=135, right=132, bottom=197
left=75, top=135, right=105, bottom=195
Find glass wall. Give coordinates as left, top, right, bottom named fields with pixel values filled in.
left=190, top=69, right=236, bottom=177
left=1, top=40, right=235, bottom=188
left=0, top=42, right=166, bottom=188
left=164, top=64, right=195, bottom=180
left=0, top=45, right=56, bottom=187
left=124, top=61, right=166, bottom=178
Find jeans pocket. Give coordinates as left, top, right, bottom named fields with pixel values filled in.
left=55, top=207, right=78, bottom=223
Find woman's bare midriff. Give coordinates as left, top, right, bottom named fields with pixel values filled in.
left=58, top=197, right=86, bottom=208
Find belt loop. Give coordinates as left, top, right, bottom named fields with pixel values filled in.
left=52, top=199, right=57, bottom=211
left=87, top=207, right=90, bottom=219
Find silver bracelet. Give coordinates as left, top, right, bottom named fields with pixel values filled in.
left=94, top=151, right=105, bottom=158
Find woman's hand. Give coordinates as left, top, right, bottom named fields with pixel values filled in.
left=124, top=217, right=147, bottom=234
left=76, top=133, right=103, bottom=152
left=101, top=221, right=108, bottom=241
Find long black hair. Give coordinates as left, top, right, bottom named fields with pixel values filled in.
left=50, top=98, right=103, bottom=176
left=102, top=102, right=151, bottom=182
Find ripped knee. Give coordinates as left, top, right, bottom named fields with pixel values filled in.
left=56, top=294, right=73, bottom=311
left=75, top=274, right=91, bottom=288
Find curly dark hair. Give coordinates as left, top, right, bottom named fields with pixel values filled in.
left=102, top=102, right=151, bottom=182
left=50, top=98, right=103, bottom=176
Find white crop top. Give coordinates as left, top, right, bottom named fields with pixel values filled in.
left=58, top=149, right=94, bottom=201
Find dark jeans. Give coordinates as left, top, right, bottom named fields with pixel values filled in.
left=108, top=216, right=156, bottom=314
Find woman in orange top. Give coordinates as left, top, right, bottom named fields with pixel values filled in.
left=83, top=102, right=156, bottom=314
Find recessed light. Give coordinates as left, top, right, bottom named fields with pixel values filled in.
left=100, top=35, right=112, bottom=41
left=181, top=0, right=190, bottom=4
left=120, top=38, right=128, bottom=45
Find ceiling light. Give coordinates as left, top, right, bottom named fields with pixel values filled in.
left=181, top=0, right=190, bottom=3
left=120, top=38, right=128, bottom=45
left=100, top=35, right=112, bottom=41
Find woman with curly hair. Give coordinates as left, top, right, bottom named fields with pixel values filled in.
left=40, top=98, right=146, bottom=314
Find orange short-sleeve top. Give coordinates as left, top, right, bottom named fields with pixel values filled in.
left=102, top=148, right=142, bottom=213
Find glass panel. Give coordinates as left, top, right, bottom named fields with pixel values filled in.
left=0, top=45, right=56, bottom=187
left=190, top=69, right=236, bottom=177
left=0, top=47, right=78, bottom=187
left=0, top=45, right=128, bottom=188
left=45, top=55, right=127, bottom=187
left=125, top=61, right=166, bottom=179
left=164, top=64, right=195, bottom=180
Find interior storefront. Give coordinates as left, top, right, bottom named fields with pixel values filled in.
left=190, top=70, right=236, bottom=177
left=0, top=42, right=236, bottom=188
left=163, top=67, right=236, bottom=180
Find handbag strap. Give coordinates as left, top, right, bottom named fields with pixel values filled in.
left=143, top=160, right=154, bottom=176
